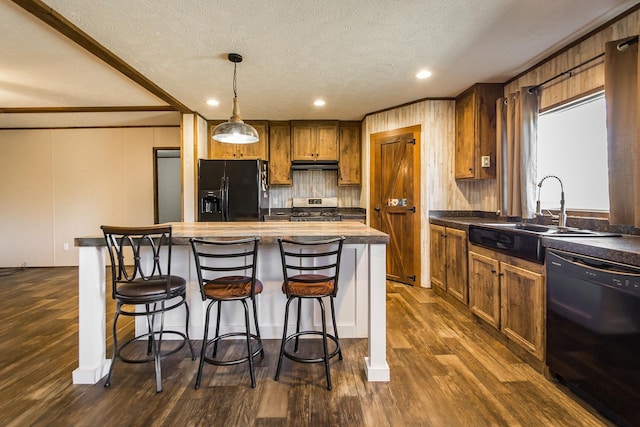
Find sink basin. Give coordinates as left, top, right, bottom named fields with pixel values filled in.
left=468, top=222, right=621, bottom=264
left=478, top=222, right=620, bottom=237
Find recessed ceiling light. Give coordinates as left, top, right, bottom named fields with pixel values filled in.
left=206, top=99, right=219, bottom=106
left=314, top=99, right=326, bottom=107
left=416, top=70, right=432, bottom=79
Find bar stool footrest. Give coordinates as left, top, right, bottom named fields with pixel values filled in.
left=118, top=330, right=191, bottom=364
left=203, top=332, right=263, bottom=366
left=282, top=331, right=341, bottom=364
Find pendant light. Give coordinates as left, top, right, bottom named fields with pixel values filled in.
left=211, top=53, right=259, bottom=144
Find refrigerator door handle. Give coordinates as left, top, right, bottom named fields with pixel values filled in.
left=224, top=176, right=230, bottom=221
left=219, top=177, right=226, bottom=221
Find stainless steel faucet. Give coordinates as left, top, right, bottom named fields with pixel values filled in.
left=536, top=175, right=566, bottom=228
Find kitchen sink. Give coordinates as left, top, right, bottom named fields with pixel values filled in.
left=479, top=222, right=621, bottom=237
left=468, top=223, right=621, bottom=264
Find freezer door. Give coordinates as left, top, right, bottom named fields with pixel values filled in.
left=198, top=159, right=225, bottom=221
left=225, top=160, right=263, bottom=221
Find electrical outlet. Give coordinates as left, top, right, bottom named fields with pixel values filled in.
left=63, top=242, right=69, bottom=251
left=481, top=156, right=491, bottom=168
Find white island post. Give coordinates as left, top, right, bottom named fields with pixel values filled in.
left=73, top=222, right=390, bottom=384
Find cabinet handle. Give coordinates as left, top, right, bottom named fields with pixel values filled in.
left=491, top=269, right=496, bottom=274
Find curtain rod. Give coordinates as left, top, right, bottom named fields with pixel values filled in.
left=529, top=35, right=639, bottom=93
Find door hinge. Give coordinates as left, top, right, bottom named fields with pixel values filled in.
left=407, top=138, right=416, bottom=145
left=408, top=206, right=416, bottom=213
left=407, top=275, right=416, bottom=281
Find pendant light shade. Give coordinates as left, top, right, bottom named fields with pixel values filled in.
left=212, top=54, right=259, bottom=144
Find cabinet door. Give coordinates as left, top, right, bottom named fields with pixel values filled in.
left=455, top=90, right=476, bottom=179
left=338, top=122, right=361, bottom=185
left=468, top=251, right=500, bottom=328
left=500, top=262, right=544, bottom=360
left=316, top=122, right=338, bottom=160
left=429, top=224, right=446, bottom=291
left=269, top=122, right=292, bottom=185
left=446, top=228, right=468, bottom=304
left=292, top=124, right=316, bottom=160
left=236, top=121, right=268, bottom=159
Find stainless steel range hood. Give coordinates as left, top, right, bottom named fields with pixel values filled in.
left=290, top=160, right=339, bottom=170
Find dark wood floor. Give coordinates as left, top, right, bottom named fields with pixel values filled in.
left=0, top=267, right=612, bottom=426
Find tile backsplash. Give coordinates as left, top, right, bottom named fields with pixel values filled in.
left=269, top=170, right=362, bottom=208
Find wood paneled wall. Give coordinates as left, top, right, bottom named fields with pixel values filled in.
left=363, top=100, right=498, bottom=287
left=363, top=100, right=498, bottom=215
left=505, top=9, right=640, bottom=109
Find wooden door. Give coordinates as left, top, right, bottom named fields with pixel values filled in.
left=370, top=126, right=421, bottom=285
left=445, top=228, right=468, bottom=304
left=468, top=251, right=500, bottom=328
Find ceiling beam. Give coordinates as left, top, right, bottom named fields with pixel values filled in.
left=1, top=106, right=177, bottom=114
left=11, top=0, right=192, bottom=113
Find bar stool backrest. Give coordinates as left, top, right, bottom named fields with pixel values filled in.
left=278, top=236, right=345, bottom=298
left=190, top=237, right=260, bottom=301
left=101, top=225, right=174, bottom=299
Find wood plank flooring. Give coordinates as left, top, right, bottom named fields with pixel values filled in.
left=0, top=267, right=613, bottom=426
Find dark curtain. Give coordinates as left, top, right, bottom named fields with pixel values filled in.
left=605, top=36, right=640, bottom=227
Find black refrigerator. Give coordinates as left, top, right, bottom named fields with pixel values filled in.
left=198, top=159, right=269, bottom=221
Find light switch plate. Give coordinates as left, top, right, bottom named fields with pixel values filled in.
left=481, top=156, right=491, bottom=168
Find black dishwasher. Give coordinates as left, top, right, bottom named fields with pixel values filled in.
left=546, top=249, right=640, bottom=427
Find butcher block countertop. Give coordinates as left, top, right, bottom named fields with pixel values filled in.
left=75, top=221, right=389, bottom=247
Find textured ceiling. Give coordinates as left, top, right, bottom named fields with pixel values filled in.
left=1, top=0, right=639, bottom=128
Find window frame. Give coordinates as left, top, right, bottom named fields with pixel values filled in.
left=537, top=90, right=609, bottom=220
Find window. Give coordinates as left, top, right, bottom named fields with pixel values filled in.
left=536, top=92, right=609, bottom=213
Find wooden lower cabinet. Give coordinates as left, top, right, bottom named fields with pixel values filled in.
left=430, top=224, right=468, bottom=304
left=500, top=263, right=544, bottom=360
left=468, top=251, right=500, bottom=328
left=468, top=244, right=545, bottom=361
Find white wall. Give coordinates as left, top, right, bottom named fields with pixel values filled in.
left=0, top=126, right=180, bottom=267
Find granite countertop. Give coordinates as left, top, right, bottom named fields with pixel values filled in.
left=430, top=215, right=640, bottom=267
left=76, top=221, right=388, bottom=247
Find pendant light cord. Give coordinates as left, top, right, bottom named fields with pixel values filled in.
left=233, top=62, right=238, bottom=98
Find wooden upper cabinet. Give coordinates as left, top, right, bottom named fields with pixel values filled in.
left=338, top=121, right=361, bottom=186
left=454, top=83, right=503, bottom=180
left=268, top=121, right=292, bottom=185
left=209, top=120, right=268, bottom=160
left=292, top=121, right=338, bottom=161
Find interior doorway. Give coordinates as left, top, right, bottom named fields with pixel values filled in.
left=154, top=148, right=181, bottom=223
left=370, top=126, right=421, bottom=285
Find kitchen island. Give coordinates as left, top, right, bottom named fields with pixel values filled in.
left=73, top=221, right=390, bottom=385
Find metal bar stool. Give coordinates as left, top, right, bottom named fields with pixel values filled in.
left=275, top=236, right=345, bottom=390
left=190, top=237, right=264, bottom=388
left=101, top=225, right=196, bottom=393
